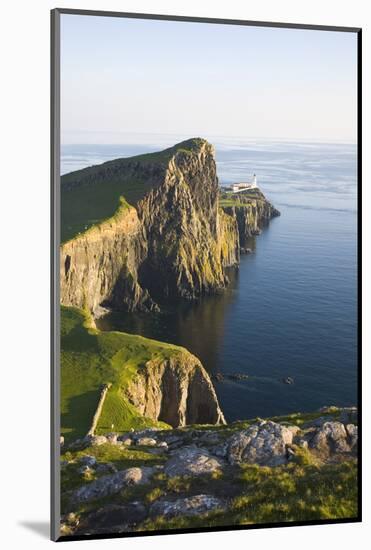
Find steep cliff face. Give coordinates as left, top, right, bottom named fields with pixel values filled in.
left=221, top=190, right=280, bottom=248
left=125, top=354, right=226, bottom=427
left=61, top=306, right=225, bottom=442
left=137, top=141, right=233, bottom=300
left=60, top=200, right=155, bottom=313
left=60, top=139, right=278, bottom=315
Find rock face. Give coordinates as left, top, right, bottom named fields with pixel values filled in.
left=227, top=421, right=295, bottom=466
left=125, top=354, right=226, bottom=427
left=222, top=190, right=280, bottom=248
left=60, top=139, right=278, bottom=315
left=60, top=201, right=155, bottom=313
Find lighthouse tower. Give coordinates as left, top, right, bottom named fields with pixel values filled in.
left=252, top=174, right=257, bottom=187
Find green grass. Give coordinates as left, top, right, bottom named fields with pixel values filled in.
left=219, top=189, right=266, bottom=208
left=61, top=138, right=207, bottom=243
left=137, top=459, right=357, bottom=531
left=61, top=305, right=194, bottom=443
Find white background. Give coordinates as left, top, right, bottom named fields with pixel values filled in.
left=0, top=0, right=369, bottom=548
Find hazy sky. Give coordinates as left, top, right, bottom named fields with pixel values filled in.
left=61, top=14, right=357, bottom=144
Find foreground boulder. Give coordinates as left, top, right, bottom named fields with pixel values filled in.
left=71, top=467, right=153, bottom=504
left=308, top=421, right=356, bottom=456
left=164, top=445, right=225, bottom=477
left=227, top=421, right=296, bottom=466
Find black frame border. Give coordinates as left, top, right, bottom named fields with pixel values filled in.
left=51, top=7, right=362, bottom=543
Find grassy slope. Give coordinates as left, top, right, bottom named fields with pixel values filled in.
left=61, top=306, right=195, bottom=443
left=219, top=188, right=266, bottom=208
left=61, top=138, right=205, bottom=243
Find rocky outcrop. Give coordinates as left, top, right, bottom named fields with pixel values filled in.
left=226, top=421, right=299, bottom=466
left=61, top=407, right=358, bottom=537
left=60, top=139, right=277, bottom=315
left=221, top=190, right=280, bottom=248
left=125, top=354, right=226, bottom=428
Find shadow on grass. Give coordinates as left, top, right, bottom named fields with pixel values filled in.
left=61, top=389, right=101, bottom=444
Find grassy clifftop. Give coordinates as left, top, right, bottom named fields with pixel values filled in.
left=61, top=306, right=224, bottom=444
left=61, top=138, right=208, bottom=243
left=61, top=306, right=182, bottom=443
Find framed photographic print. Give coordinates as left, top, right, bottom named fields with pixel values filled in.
left=51, top=8, right=361, bottom=542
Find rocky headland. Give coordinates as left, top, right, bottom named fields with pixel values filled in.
left=57, top=139, right=358, bottom=537
left=60, top=138, right=279, bottom=316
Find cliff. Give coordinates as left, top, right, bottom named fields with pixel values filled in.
left=61, top=306, right=225, bottom=444
left=220, top=188, right=280, bottom=248
left=125, top=355, right=225, bottom=427
left=60, top=138, right=279, bottom=315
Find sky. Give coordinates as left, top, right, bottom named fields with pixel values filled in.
left=61, top=14, right=357, bottom=145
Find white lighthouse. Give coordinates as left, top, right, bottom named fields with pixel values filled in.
left=230, top=174, right=258, bottom=193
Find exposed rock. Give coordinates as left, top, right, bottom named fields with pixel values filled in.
left=105, top=432, right=118, bottom=445
left=71, top=467, right=153, bottom=504
left=346, top=424, right=358, bottom=451
left=227, top=421, right=294, bottom=466
left=87, top=435, right=108, bottom=447
left=60, top=202, right=156, bottom=314
left=136, top=437, right=158, bottom=447
left=164, top=445, right=225, bottom=477
left=125, top=354, right=226, bottom=428
left=222, top=189, right=280, bottom=249
left=150, top=494, right=225, bottom=519
left=308, top=422, right=350, bottom=455
left=61, top=139, right=278, bottom=315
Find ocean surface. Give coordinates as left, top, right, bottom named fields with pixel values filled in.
left=61, top=138, right=358, bottom=421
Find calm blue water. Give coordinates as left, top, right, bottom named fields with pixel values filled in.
left=61, top=139, right=358, bottom=421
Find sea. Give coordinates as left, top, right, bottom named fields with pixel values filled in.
left=61, top=137, right=358, bottom=422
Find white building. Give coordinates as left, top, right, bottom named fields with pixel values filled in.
left=230, top=174, right=257, bottom=193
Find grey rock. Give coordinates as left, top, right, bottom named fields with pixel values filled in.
left=72, top=467, right=153, bottom=504
left=164, top=445, right=224, bottom=477
left=346, top=424, right=358, bottom=452
left=309, top=421, right=350, bottom=455
left=227, top=421, right=294, bottom=466
left=136, top=437, right=158, bottom=447
left=106, top=432, right=118, bottom=445
left=87, top=435, right=108, bottom=447
left=150, top=494, right=225, bottom=518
